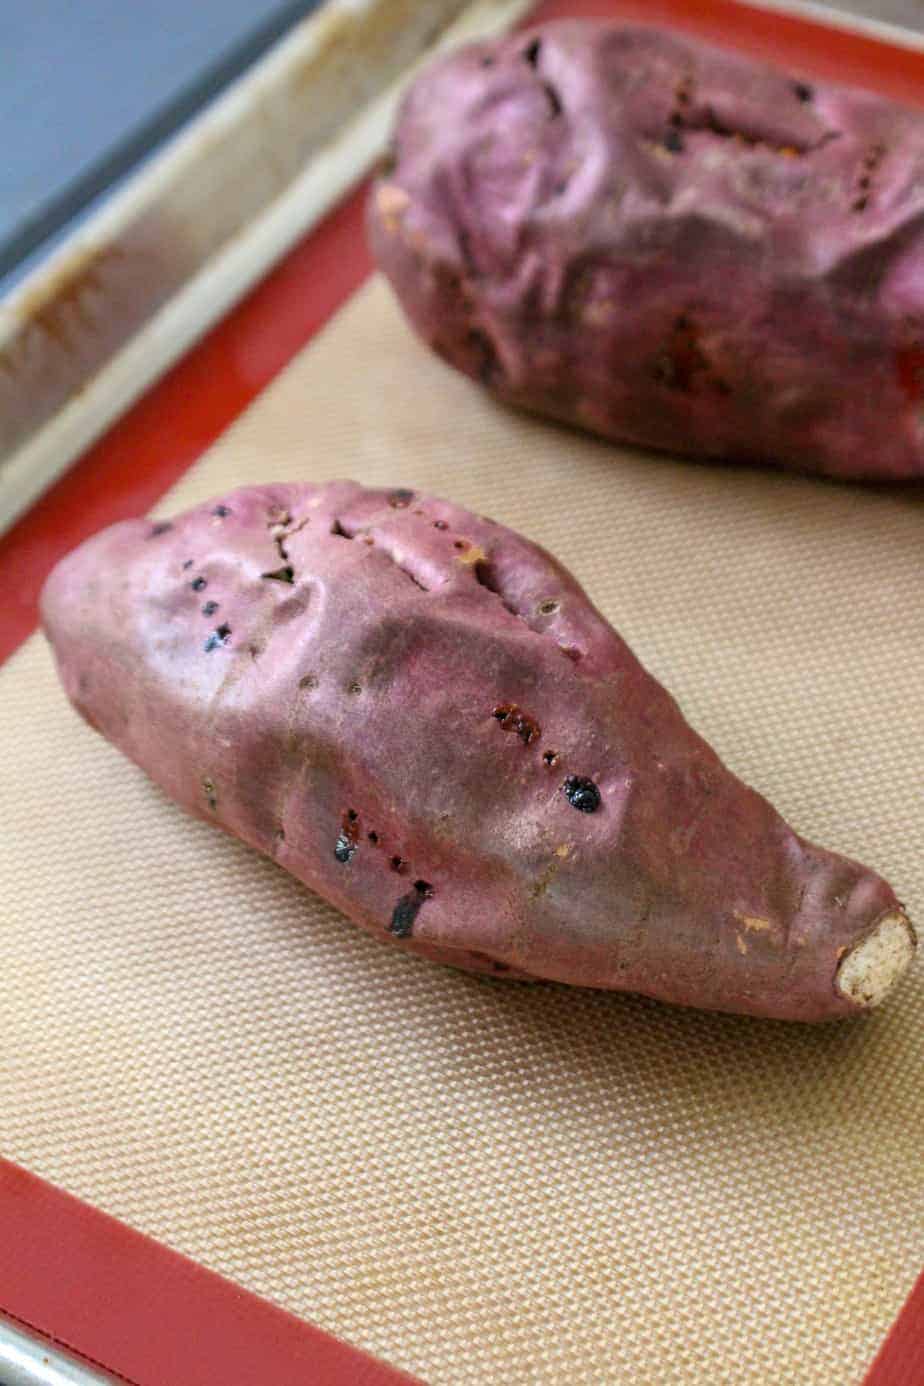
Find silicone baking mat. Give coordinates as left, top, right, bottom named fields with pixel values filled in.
left=2, top=261, right=923, bottom=1383
left=3, top=2, right=924, bottom=1382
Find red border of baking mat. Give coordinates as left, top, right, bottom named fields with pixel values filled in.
left=0, top=1160, right=420, bottom=1386
left=863, top=1271, right=924, bottom=1386
left=1, top=3, right=921, bottom=1383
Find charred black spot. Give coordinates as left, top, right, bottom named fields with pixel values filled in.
left=148, top=522, right=172, bottom=538
left=792, top=81, right=813, bottom=103
left=388, top=489, right=415, bottom=508
left=538, top=598, right=559, bottom=616
left=212, top=504, right=232, bottom=517
left=853, top=195, right=869, bottom=213
left=433, top=519, right=449, bottom=530
left=523, top=37, right=541, bottom=66
left=202, top=600, right=218, bottom=616
left=663, top=127, right=685, bottom=154
left=390, top=855, right=407, bottom=874
left=334, top=834, right=357, bottom=864
left=454, top=539, right=468, bottom=550
left=480, top=55, right=495, bottom=68
left=204, top=623, right=231, bottom=652
left=262, top=565, right=295, bottom=583
left=493, top=703, right=541, bottom=746
left=563, top=775, right=601, bottom=813
left=191, top=576, right=207, bottom=591
left=299, top=673, right=318, bottom=690
left=335, top=808, right=360, bottom=863
left=389, top=879, right=433, bottom=938
left=182, top=559, right=194, bottom=570
left=330, top=519, right=350, bottom=538
left=542, top=82, right=562, bottom=118
left=347, top=680, right=362, bottom=695
left=543, top=749, right=559, bottom=767
left=389, top=894, right=420, bottom=938
left=368, top=831, right=379, bottom=845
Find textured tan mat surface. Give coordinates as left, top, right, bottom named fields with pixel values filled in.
left=2, top=276, right=922, bottom=1385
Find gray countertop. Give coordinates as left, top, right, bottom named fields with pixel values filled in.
left=0, top=0, right=322, bottom=288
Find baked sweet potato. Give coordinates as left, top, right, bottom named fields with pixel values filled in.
left=369, top=21, right=924, bottom=480
left=41, top=482, right=914, bottom=1020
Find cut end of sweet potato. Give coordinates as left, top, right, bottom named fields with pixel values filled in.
left=836, top=911, right=916, bottom=1009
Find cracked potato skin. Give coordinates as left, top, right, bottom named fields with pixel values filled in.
left=41, top=482, right=906, bottom=1020
left=370, top=21, right=924, bottom=480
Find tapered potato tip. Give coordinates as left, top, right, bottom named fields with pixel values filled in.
left=836, top=912, right=916, bottom=1009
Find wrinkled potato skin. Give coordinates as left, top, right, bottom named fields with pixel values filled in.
left=42, top=482, right=904, bottom=1020
left=370, top=21, right=924, bottom=480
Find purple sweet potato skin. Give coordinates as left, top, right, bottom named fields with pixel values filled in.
left=369, top=21, right=924, bottom=480
left=41, top=482, right=904, bottom=1020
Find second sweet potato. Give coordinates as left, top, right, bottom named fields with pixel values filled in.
left=370, top=21, right=924, bottom=480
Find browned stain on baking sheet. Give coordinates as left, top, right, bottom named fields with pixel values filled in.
left=7, top=243, right=125, bottom=356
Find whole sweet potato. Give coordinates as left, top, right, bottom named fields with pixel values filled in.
left=370, top=21, right=924, bottom=480
left=41, top=482, right=914, bottom=1020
